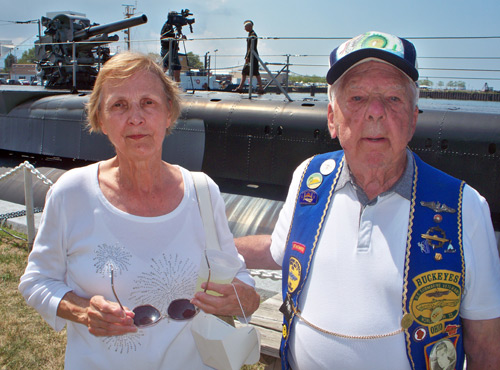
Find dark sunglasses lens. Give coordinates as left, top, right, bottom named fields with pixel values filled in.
left=133, top=305, right=161, bottom=327
left=168, top=299, right=197, bottom=320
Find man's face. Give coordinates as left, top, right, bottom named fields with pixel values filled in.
left=244, top=23, right=252, bottom=32
left=328, top=61, right=419, bottom=171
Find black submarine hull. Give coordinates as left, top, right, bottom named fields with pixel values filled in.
left=1, top=86, right=499, bottom=232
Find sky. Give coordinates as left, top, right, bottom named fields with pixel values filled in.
left=1, top=0, right=500, bottom=90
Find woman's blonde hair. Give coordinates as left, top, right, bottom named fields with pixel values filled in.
left=86, top=51, right=181, bottom=134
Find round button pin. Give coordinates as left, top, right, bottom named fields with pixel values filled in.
left=306, top=173, right=323, bottom=189
left=401, top=312, right=414, bottom=330
left=320, top=159, right=336, bottom=176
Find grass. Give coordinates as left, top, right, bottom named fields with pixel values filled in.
left=0, top=229, right=66, bottom=370
left=0, top=228, right=266, bottom=370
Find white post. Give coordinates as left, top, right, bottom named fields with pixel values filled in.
left=23, top=165, right=35, bottom=248
left=72, top=42, right=77, bottom=91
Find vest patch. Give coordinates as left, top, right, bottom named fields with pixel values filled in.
left=287, top=257, right=302, bottom=293
left=292, top=242, right=306, bottom=254
left=409, top=270, right=461, bottom=337
left=299, top=190, right=318, bottom=205
left=425, top=337, right=458, bottom=369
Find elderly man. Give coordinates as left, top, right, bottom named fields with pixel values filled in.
left=236, top=31, right=500, bottom=370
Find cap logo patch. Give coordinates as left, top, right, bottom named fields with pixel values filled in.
left=336, top=32, right=405, bottom=62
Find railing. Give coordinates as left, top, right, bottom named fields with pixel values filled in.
left=0, top=161, right=53, bottom=247
left=28, top=36, right=334, bottom=100
left=40, top=42, right=316, bottom=92
left=22, top=33, right=500, bottom=95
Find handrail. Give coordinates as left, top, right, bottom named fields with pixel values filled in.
left=12, top=33, right=500, bottom=92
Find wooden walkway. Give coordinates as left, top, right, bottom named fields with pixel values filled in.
left=236, top=293, right=282, bottom=369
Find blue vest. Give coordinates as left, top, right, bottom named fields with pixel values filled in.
left=279, top=150, right=465, bottom=370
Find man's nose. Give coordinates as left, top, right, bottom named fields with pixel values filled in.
left=365, top=96, right=386, bottom=121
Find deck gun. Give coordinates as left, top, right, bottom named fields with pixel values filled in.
left=35, top=13, right=148, bottom=90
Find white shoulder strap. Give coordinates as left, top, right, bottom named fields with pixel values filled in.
left=191, top=171, right=221, bottom=251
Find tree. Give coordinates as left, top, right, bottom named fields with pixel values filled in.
left=186, top=52, right=203, bottom=69
left=147, top=51, right=202, bottom=71
left=446, top=81, right=455, bottom=89
left=289, top=75, right=326, bottom=84
left=437, top=81, right=444, bottom=89
left=456, top=81, right=466, bottom=90
left=418, top=79, right=433, bottom=87
left=18, top=47, right=36, bottom=64
left=4, top=54, right=17, bottom=71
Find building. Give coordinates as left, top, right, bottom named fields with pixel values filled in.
left=10, top=64, right=37, bottom=83
left=0, top=40, right=15, bottom=69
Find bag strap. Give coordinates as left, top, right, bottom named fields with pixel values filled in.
left=191, top=171, right=221, bottom=251
left=192, top=171, right=236, bottom=325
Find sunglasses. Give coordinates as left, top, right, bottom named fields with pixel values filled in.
left=110, top=265, right=202, bottom=327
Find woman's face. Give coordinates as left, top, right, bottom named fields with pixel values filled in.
left=98, top=70, right=171, bottom=162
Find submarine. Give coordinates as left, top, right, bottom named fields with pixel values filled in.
left=2, top=87, right=500, bottom=234
left=1, top=13, right=500, bottom=236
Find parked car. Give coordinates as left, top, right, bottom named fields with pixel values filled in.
left=0, top=78, right=7, bottom=84
left=7, top=79, right=21, bottom=85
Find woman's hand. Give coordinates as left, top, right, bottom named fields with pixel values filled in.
left=57, top=291, right=137, bottom=337
left=87, top=296, right=137, bottom=336
left=191, top=278, right=260, bottom=318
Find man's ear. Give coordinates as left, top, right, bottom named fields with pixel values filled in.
left=409, top=105, right=419, bottom=137
left=327, top=103, right=337, bottom=139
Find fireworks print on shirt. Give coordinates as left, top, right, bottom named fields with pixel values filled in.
left=93, top=243, right=132, bottom=276
left=130, top=253, right=197, bottom=313
left=102, top=330, right=145, bottom=354
left=100, top=252, right=197, bottom=354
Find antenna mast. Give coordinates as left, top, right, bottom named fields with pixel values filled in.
left=122, top=3, right=137, bottom=50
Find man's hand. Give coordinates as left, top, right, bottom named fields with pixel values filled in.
left=235, top=235, right=280, bottom=270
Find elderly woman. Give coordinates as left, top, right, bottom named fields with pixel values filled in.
left=19, top=52, right=260, bottom=369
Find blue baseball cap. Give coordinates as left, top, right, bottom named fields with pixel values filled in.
left=326, top=31, right=418, bottom=85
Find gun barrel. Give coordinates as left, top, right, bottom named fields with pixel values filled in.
left=73, top=14, right=148, bottom=41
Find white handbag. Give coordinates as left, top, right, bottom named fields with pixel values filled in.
left=190, top=172, right=260, bottom=370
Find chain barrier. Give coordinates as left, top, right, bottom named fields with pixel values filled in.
left=0, top=208, right=44, bottom=220
left=0, top=162, right=285, bottom=270
left=0, top=162, right=25, bottom=181
left=0, top=160, right=54, bottom=186
left=0, top=161, right=53, bottom=221
left=250, top=269, right=282, bottom=280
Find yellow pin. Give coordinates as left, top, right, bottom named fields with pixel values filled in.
left=401, top=312, right=414, bottom=330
